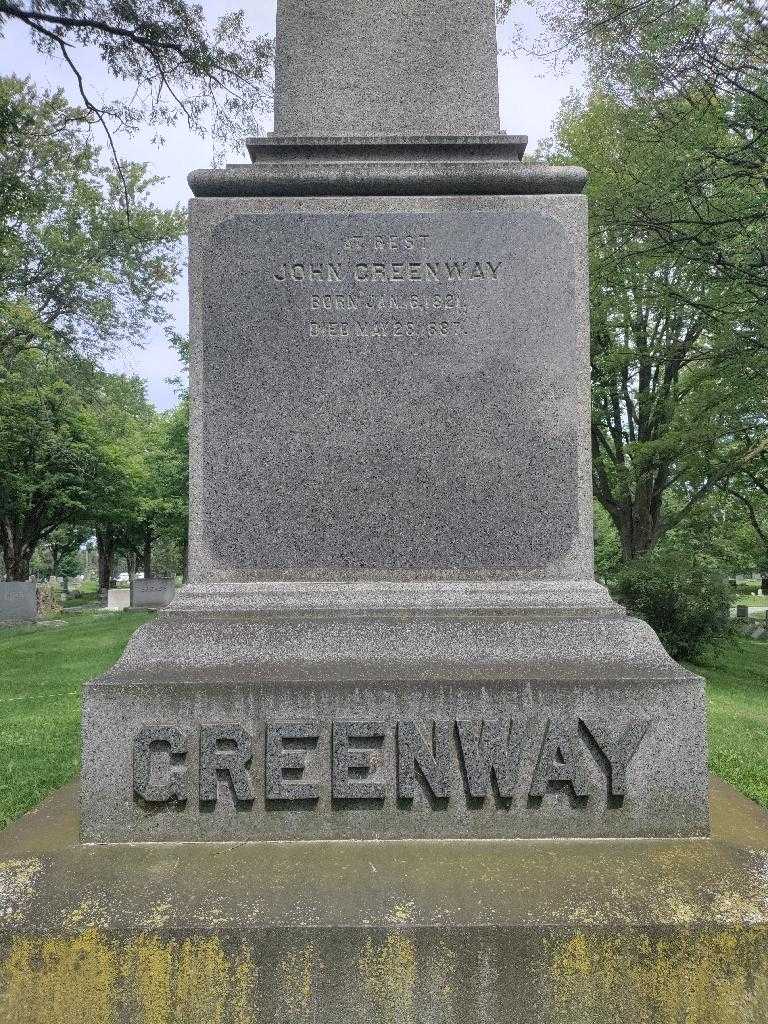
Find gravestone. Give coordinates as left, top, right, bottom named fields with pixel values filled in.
left=106, top=587, right=131, bottom=612
left=0, top=582, right=37, bottom=622
left=4, top=3, right=766, bottom=1022
left=80, top=0, right=709, bottom=845
left=130, top=577, right=176, bottom=609
left=736, top=604, right=750, bottom=619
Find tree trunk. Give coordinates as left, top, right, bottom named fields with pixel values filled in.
left=142, top=527, right=153, bottom=580
left=1, top=520, right=32, bottom=581
left=613, top=500, right=664, bottom=563
left=96, top=529, right=116, bottom=594
left=126, top=550, right=137, bottom=583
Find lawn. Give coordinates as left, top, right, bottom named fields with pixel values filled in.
left=0, top=614, right=765, bottom=829
left=695, top=638, right=768, bottom=809
left=731, top=594, right=768, bottom=608
left=0, top=611, right=152, bottom=829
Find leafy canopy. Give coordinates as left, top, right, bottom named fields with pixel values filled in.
left=0, top=76, right=185, bottom=364
left=0, top=0, right=273, bottom=168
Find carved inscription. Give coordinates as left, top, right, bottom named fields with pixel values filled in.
left=132, top=718, right=650, bottom=809
left=268, top=229, right=508, bottom=345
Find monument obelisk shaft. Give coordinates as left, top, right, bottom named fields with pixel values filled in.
left=274, top=0, right=500, bottom=136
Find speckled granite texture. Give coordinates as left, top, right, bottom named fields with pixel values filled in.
left=79, top=188, right=711, bottom=844
left=79, top=3, right=711, bottom=848
left=80, top=590, right=710, bottom=842
left=187, top=196, right=593, bottom=584
left=273, top=0, right=500, bottom=136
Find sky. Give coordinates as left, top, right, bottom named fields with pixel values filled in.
left=0, top=3, right=582, bottom=410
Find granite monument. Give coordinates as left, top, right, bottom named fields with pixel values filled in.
left=78, top=0, right=710, bottom=845
left=0, top=582, right=37, bottom=622
left=130, top=577, right=176, bottom=609
left=2, top=4, right=767, bottom=1023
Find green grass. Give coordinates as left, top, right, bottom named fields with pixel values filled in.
left=731, top=594, right=768, bottom=608
left=693, top=638, right=768, bottom=809
left=0, top=613, right=765, bottom=830
left=0, top=611, right=152, bottom=829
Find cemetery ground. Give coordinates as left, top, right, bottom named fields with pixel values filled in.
left=0, top=612, right=765, bottom=830
left=0, top=611, right=152, bottom=828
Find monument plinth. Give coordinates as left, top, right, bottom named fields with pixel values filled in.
left=2, top=2, right=766, bottom=1021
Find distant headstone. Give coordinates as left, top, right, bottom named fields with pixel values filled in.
left=131, top=578, right=176, bottom=609
left=0, top=582, right=37, bottom=622
left=106, top=588, right=131, bottom=612
left=736, top=604, right=750, bottom=619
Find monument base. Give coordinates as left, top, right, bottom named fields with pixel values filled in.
left=81, top=582, right=709, bottom=842
left=0, top=779, right=766, bottom=1023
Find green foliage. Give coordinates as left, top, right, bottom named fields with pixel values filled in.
left=529, top=0, right=768, bottom=564
left=0, top=351, right=98, bottom=578
left=0, top=337, right=191, bottom=584
left=613, top=548, right=731, bottom=659
left=593, top=501, right=621, bottom=584
left=0, top=76, right=185, bottom=364
left=525, top=0, right=767, bottom=304
left=31, top=525, right=87, bottom=581
left=0, top=2, right=272, bottom=163
left=539, top=86, right=768, bottom=561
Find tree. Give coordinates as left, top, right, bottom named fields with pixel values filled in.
left=0, top=76, right=185, bottom=365
left=513, top=0, right=767, bottom=319
left=0, top=352, right=98, bottom=580
left=47, top=525, right=87, bottom=591
left=0, top=1, right=272, bottom=178
left=83, top=372, right=153, bottom=592
left=542, top=90, right=768, bottom=560
left=135, top=401, right=189, bottom=579
left=719, top=459, right=768, bottom=584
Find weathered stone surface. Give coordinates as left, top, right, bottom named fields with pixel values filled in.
left=273, top=0, right=500, bottom=137
left=245, top=136, right=529, bottom=163
left=188, top=195, right=592, bottom=583
left=0, top=582, right=36, bottom=622
left=80, top=602, right=709, bottom=842
left=187, top=158, right=587, bottom=198
left=106, top=588, right=130, bottom=611
left=130, top=577, right=176, bottom=609
left=2, top=779, right=766, bottom=1023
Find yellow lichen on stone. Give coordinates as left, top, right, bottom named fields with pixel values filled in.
left=230, top=944, right=256, bottom=1024
left=0, top=859, right=42, bottom=926
left=279, top=941, right=318, bottom=1022
left=172, top=936, right=230, bottom=1024
left=1, top=927, right=118, bottom=1024
left=358, top=933, right=417, bottom=1024
left=386, top=901, right=415, bottom=925
left=64, top=898, right=109, bottom=932
left=548, top=928, right=768, bottom=1024
left=128, top=935, right=173, bottom=1024
left=0, top=928, right=258, bottom=1024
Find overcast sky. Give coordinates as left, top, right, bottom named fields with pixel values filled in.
left=1, top=3, right=582, bottom=410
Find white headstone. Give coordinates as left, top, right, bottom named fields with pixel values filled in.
left=106, top=589, right=131, bottom=612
